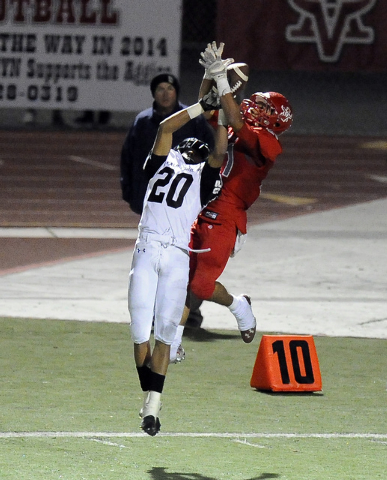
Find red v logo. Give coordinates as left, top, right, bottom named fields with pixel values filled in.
left=286, top=0, right=376, bottom=62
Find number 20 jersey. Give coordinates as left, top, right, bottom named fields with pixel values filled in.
left=139, top=149, right=222, bottom=250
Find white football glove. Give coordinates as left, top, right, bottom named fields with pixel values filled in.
left=200, top=41, right=225, bottom=66
left=199, top=43, right=234, bottom=74
left=199, top=41, right=233, bottom=96
left=200, top=41, right=224, bottom=78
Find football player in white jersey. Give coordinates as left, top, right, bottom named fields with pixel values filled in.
left=128, top=98, right=228, bottom=436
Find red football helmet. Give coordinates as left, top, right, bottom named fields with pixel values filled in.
left=240, top=92, right=293, bottom=134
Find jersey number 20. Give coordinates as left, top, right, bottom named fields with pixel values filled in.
left=148, top=167, right=193, bottom=208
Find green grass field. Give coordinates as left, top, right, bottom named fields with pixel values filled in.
left=0, top=317, right=386, bottom=479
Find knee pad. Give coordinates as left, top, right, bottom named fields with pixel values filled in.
left=154, top=316, right=180, bottom=345
left=130, top=321, right=151, bottom=344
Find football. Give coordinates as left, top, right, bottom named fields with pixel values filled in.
left=227, top=62, right=249, bottom=97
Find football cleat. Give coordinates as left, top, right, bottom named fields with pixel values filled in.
left=141, top=415, right=161, bottom=437
left=176, top=344, right=186, bottom=363
left=140, top=391, right=161, bottom=435
left=234, top=295, right=256, bottom=343
left=169, top=344, right=186, bottom=364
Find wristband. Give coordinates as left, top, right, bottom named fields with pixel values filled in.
left=218, top=109, right=227, bottom=126
left=186, top=103, right=204, bottom=119
left=215, top=76, right=231, bottom=97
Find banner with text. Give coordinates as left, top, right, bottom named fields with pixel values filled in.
left=216, top=0, right=387, bottom=72
left=0, top=0, right=182, bottom=110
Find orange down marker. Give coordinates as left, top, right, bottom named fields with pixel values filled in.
left=250, top=335, right=322, bottom=392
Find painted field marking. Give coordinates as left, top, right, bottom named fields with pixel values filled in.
left=260, top=193, right=318, bottom=206
left=233, top=438, right=266, bottom=448
left=0, top=227, right=138, bottom=239
left=0, top=244, right=133, bottom=276
left=361, top=140, right=387, bottom=151
left=90, top=438, right=128, bottom=448
left=1, top=432, right=386, bottom=440
left=367, top=174, right=387, bottom=184
left=69, top=155, right=118, bottom=171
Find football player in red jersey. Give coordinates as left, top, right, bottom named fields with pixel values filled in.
left=170, top=42, right=293, bottom=360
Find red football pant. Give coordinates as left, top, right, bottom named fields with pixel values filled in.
left=189, top=216, right=237, bottom=300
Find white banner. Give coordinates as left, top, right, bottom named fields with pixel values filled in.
left=0, top=0, right=182, bottom=111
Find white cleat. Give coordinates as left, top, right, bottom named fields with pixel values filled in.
left=169, top=344, right=186, bottom=364
left=234, top=295, right=256, bottom=343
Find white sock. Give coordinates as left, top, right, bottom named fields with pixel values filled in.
left=143, top=390, right=149, bottom=404
left=228, top=295, right=256, bottom=331
left=228, top=295, right=240, bottom=313
left=140, top=391, right=149, bottom=417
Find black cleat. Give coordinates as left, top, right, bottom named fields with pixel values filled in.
left=141, top=415, right=161, bottom=436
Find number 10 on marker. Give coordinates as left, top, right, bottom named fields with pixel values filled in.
left=250, top=335, right=322, bottom=392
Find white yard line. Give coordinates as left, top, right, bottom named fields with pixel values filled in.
left=0, top=432, right=386, bottom=439
left=0, top=227, right=138, bottom=239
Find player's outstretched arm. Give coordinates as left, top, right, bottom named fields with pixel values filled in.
left=199, top=42, right=225, bottom=101
left=151, top=103, right=206, bottom=157
left=208, top=124, right=228, bottom=169
left=219, top=93, right=244, bottom=132
left=198, top=41, right=232, bottom=115
left=199, top=41, right=244, bottom=132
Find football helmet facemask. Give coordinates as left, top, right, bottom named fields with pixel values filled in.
left=240, top=92, right=293, bottom=134
left=174, top=137, right=210, bottom=164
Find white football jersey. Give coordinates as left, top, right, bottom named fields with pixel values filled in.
left=139, top=149, right=208, bottom=250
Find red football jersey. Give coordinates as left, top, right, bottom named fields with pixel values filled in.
left=199, top=122, right=282, bottom=233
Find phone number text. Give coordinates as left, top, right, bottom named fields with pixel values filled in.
left=0, top=83, right=78, bottom=102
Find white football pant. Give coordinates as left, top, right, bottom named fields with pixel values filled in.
left=128, top=238, right=189, bottom=345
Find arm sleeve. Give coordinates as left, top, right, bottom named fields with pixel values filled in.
left=200, top=163, right=222, bottom=207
